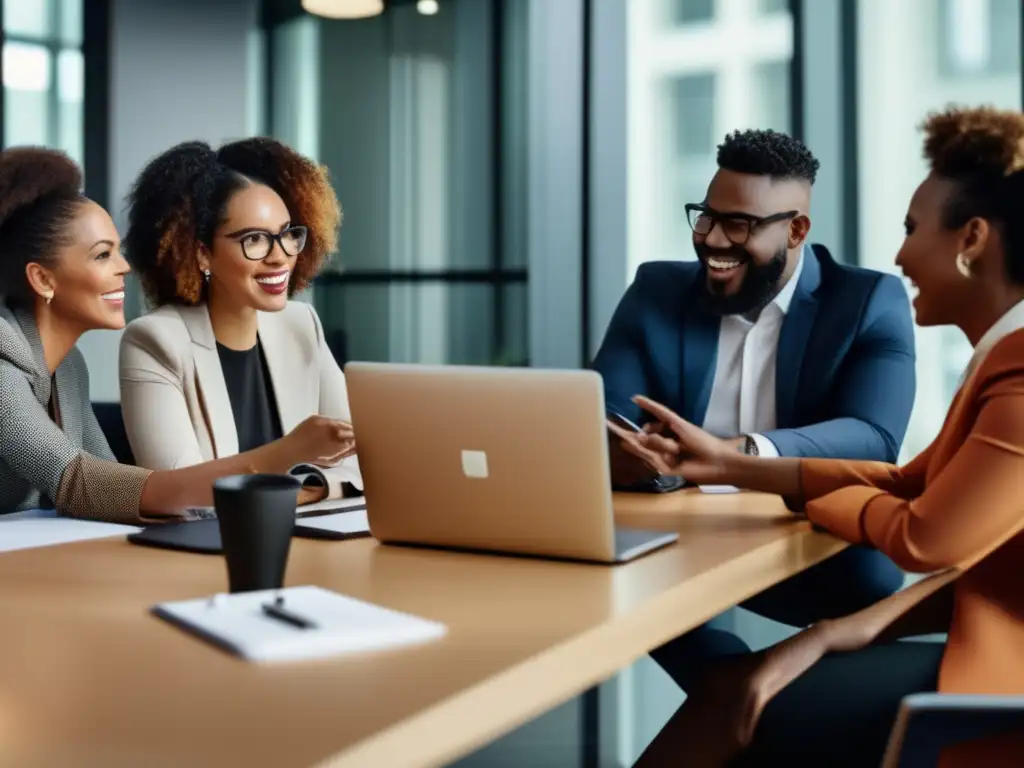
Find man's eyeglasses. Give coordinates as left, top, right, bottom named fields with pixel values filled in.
left=225, top=225, right=309, bottom=261
left=685, top=204, right=797, bottom=246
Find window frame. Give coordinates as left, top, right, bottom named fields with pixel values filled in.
left=260, top=0, right=529, bottom=367
left=0, top=0, right=107, bottom=206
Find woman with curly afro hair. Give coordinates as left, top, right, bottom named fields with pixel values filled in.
left=0, top=147, right=354, bottom=522
left=631, top=106, right=1024, bottom=767
left=118, top=137, right=361, bottom=500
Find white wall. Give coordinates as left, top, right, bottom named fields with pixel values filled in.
left=80, top=0, right=260, bottom=401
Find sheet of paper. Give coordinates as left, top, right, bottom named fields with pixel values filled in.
left=295, top=509, right=369, bottom=534
left=698, top=485, right=741, bottom=494
left=2, top=508, right=60, bottom=520
left=0, top=512, right=140, bottom=552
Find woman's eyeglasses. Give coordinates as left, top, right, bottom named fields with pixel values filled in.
left=226, top=225, right=309, bottom=261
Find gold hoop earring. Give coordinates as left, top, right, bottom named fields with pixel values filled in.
left=956, top=252, right=973, bottom=278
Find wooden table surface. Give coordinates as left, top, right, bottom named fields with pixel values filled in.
left=0, top=491, right=845, bottom=768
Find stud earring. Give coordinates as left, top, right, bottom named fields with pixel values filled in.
left=203, top=269, right=211, bottom=281
left=956, top=252, right=973, bottom=278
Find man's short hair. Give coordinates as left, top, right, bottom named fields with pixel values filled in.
left=716, top=128, right=820, bottom=184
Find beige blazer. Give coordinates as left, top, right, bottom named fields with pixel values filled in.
left=119, top=301, right=352, bottom=470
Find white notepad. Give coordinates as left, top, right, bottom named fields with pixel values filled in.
left=153, top=585, right=446, bottom=663
left=295, top=509, right=370, bottom=534
left=0, top=509, right=141, bottom=552
left=699, top=485, right=741, bottom=494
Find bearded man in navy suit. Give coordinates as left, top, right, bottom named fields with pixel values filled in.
left=593, top=129, right=917, bottom=693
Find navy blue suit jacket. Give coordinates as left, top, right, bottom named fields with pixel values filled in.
left=592, top=244, right=916, bottom=462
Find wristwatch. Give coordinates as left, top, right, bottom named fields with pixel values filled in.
left=743, top=435, right=759, bottom=456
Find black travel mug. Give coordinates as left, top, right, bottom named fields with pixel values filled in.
left=213, top=473, right=301, bottom=593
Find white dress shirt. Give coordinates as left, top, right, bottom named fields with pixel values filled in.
left=701, top=249, right=806, bottom=457
left=956, top=297, right=1024, bottom=392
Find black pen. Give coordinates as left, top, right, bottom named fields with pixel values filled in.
left=261, top=596, right=318, bottom=630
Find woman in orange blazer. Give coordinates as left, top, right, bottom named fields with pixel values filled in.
left=616, top=106, right=1024, bottom=767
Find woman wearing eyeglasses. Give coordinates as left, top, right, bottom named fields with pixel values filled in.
left=119, top=138, right=360, bottom=496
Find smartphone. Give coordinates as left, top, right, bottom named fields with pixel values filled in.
left=606, top=408, right=686, bottom=493
left=606, top=408, right=644, bottom=433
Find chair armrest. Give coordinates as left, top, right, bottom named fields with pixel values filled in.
left=883, top=693, right=1024, bottom=768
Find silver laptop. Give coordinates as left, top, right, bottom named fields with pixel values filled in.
left=343, top=363, right=679, bottom=564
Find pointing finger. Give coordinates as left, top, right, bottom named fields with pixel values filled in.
left=645, top=433, right=680, bottom=455
left=632, top=395, right=683, bottom=426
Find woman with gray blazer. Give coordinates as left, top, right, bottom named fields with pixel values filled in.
left=0, top=148, right=354, bottom=523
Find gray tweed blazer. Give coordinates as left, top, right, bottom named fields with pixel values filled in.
left=0, top=304, right=117, bottom=514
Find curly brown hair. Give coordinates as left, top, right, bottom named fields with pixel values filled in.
left=921, top=106, right=1024, bottom=283
left=923, top=106, right=1024, bottom=178
left=123, top=137, right=341, bottom=307
left=0, top=147, right=85, bottom=306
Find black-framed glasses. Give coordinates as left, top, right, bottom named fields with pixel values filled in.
left=685, top=204, right=797, bottom=245
left=224, top=225, right=309, bottom=261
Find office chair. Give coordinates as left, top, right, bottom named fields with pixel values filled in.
left=882, top=693, right=1024, bottom=767
left=92, top=402, right=136, bottom=466
left=326, top=329, right=348, bottom=367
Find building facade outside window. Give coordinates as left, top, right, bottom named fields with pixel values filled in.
left=628, top=0, right=793, bottom=275
left=2, top=0, right=84, bottom=164
left=857, top=0, right=1021, bottom=459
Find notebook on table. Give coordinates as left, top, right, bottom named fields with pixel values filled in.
left=290, top=457, right=363, bottom=502
left=153, top=585, right=447, bottom=663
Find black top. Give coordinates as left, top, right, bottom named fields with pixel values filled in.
left=217, top=341, right=284, bottom=453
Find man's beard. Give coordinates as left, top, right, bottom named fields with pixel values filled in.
left=692, top=245, right=788, bottom=317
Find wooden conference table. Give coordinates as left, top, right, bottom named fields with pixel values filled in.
left=0, top=490, right=846, bottom=768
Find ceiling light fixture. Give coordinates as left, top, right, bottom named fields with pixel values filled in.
left=416, top=0, right=439, bottom=14
left=301, top=0, right=385, bottom=19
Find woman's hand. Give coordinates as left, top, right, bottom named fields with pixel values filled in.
left=607, top=395, right=740, bottom=485
left=298, top=485, right=328, bottom=506
left=640, top=621, right=842, bottom=766
left=640, top=586, right=948, bottom=768
left=281, top=416, right=357, bottom=466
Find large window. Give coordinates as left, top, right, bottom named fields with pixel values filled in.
left=1, top=0, right=84, bottom=163
left=625, top=0, right=1024, bottom=459
left=857, top=0, right=1022, bottom=459
left=265, top=0, right=526, bottom=367
left=627, top=0, right=793, bottom=273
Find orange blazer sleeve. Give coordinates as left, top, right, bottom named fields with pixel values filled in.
left=802, top=380, right=1024, bottom=572
left=799, top=441, right=934, bottom=502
